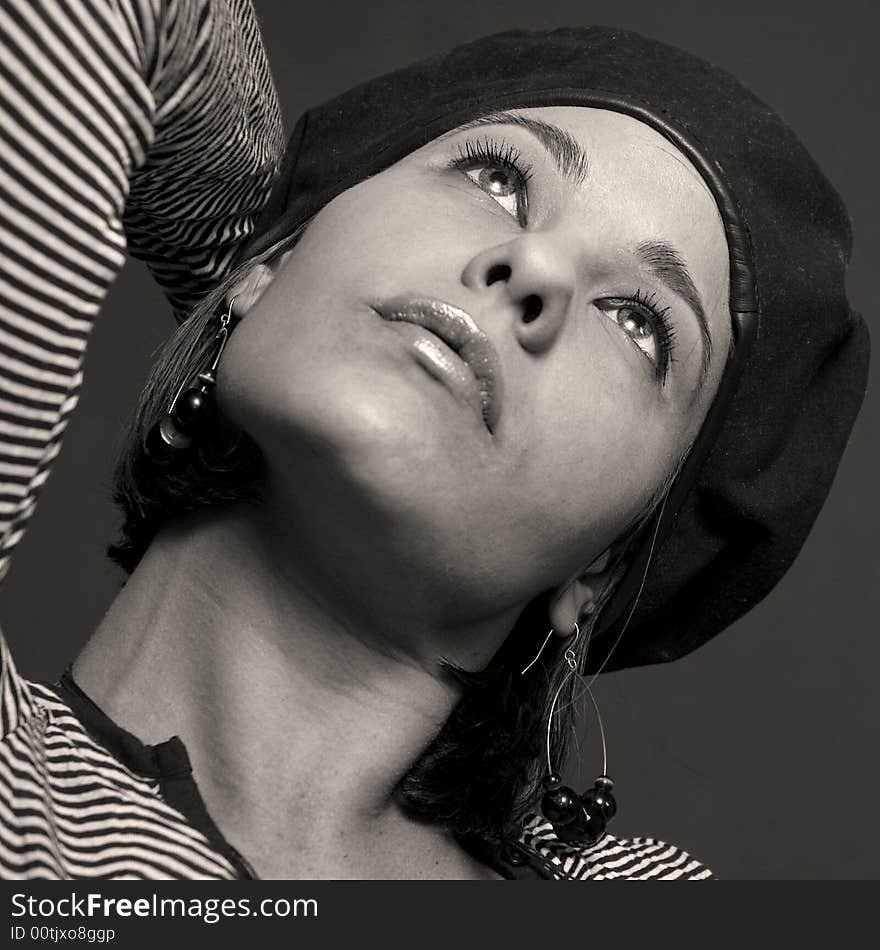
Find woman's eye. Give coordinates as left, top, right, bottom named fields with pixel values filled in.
left=608, top=303, right=657, bottom=363
left=596, top=295, right=676, bottom=379
left=462, top=164, right=525, bottom=221
left=450, top=138, right=532, bottom=226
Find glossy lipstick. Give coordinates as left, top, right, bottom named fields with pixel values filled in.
left=376, top=296, right=503, bottom=432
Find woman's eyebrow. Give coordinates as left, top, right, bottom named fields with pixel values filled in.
left=449, top=112, right=590, bottom=186
left=635, top=239, right=713, bottom=389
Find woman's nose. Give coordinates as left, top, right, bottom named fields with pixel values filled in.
left=461, top=236, right=576, bottom=352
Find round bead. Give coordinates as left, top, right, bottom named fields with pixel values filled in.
left=585, top=785, right=617, bottom=821
left=144, top=422, right=174, bottom=464
left=159, top=415, right=193, bottom=449
left=578, top=799, right=608, bottom=845
left=173, top=388, right=211, bottom=432
left=540, top=785, right=581, bottom=826
left=556, top=799, right=607, bottom=846
left=144, top=416, right=191, bottom=463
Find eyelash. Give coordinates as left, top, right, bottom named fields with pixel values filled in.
left=449, top=136, right=533, bottom=225
left=602, top=289, right=678, bottom=382
left=449, top=137, right=677, bottom=382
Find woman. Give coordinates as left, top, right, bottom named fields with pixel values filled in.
left=0, top=6, right=868, bottom=879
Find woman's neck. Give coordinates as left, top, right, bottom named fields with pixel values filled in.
left=73, top=505, right=504, bottom=878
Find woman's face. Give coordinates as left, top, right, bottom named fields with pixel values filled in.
left=220, top=106, right=732, bottom=638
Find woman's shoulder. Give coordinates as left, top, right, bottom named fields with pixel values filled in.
left=518, top=814, right=715, bottom=880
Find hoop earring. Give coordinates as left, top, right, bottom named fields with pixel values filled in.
left=521, top=621, right=617, bottom=847
left=144, top=298, right=236, bottom=464
left=516, top=505, right=669, bottom=849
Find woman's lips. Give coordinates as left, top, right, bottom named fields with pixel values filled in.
left=375, top=296, right=503, bottom=432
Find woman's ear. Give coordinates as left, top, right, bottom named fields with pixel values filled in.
left=227, top=248, right=295, bottom=316
left=548, top=547, right=615, bottom=638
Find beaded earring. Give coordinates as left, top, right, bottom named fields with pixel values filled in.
left=520, top=621, right=617, bottom=847
left=144, top=298, right=236, bottom=464
left=516, top=500, right=672, bottom=850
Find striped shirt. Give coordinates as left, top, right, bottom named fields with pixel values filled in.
left=0, top=0, right=714, bottom=880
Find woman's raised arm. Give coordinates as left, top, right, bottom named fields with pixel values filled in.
left=0, top=0, right=283, bottom=582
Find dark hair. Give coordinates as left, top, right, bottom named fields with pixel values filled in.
left=109, top=228, right=671, bottom=843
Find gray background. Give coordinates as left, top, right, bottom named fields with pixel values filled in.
left=1, top=0, right=876, bottom=878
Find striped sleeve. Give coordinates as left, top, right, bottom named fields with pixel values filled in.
left=122, top=0, right=283, bottom=317
left=0, top=0, right=283, bottom=591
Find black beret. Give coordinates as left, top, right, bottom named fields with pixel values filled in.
left=240, top=28, right=870, bottom=672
